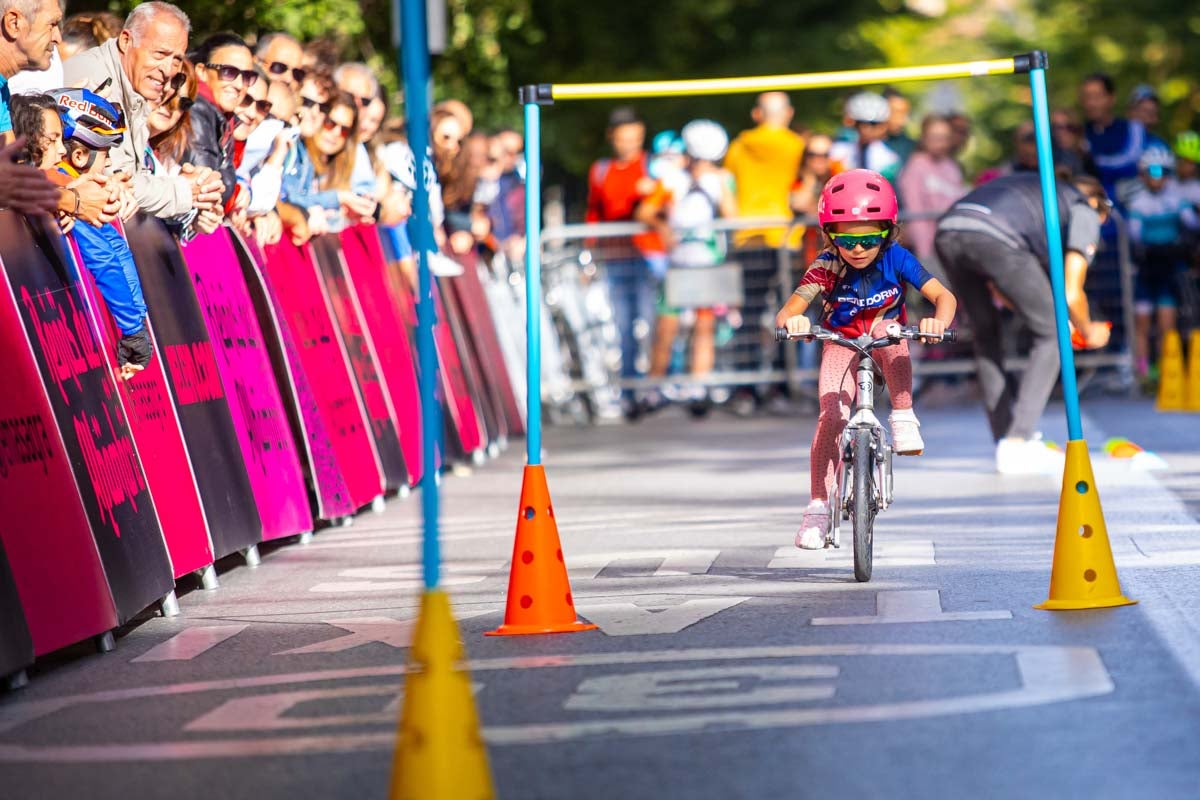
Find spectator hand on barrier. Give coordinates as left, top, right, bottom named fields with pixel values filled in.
left=181, top=164, right=225, bottom=212
left=338, top=191, right=377, bottom=223
left=0, top=138, right=60, bottom=216
left=114, top=173, right=139, bottom=222
left=253, top=211, right=283, bottom=248
left=193, top=207, right=224, bottom=236
left=69, top=173, right=121, bottom=228
left=306, top=206, right=330, bottom=237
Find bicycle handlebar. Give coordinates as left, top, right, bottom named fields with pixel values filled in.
left=774, top=324, right=957, bottom=348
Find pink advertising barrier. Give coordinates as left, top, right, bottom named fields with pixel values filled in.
left=338, top=225, right=426, bottom=486
left=257, top=236, right=384, bottom=513
left=183, top=229, right=313, bottom=541
left=71, top=238, right=214, bottom=578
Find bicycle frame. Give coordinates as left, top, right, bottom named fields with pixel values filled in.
left=830, top=337, right=894, bottom=548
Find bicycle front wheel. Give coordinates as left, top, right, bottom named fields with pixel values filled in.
left=850, top=427, right=877, bottom=582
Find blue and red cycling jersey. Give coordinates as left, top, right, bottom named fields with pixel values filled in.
left=796, top=245, right=932, bottom=337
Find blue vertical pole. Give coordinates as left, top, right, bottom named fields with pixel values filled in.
left=524, top=101, right=542, bottom=466
left=396, top=0, right=441, bottom=588
left=1029, top=60, right=1084, bottom=442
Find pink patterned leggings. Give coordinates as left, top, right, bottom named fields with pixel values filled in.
left=810, top=334, right=912, bottom=501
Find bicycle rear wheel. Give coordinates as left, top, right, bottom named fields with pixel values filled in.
left=850, top=427, right=877, bottom=582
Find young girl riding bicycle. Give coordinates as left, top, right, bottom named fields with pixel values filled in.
left=776, top=169, right=957, bottom=549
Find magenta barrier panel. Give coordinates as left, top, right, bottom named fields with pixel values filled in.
left=239, top=237, right=354, bottom=521
left=123, top=214, right=263, bottom=559
left=309, top=234, right=409, bottom=492
left=432, top=279, right=486, bottom=458
left=443, top=250, right=525, bottom=438
left=71, top=236, right=214, bottom=578
left=258, top=236, right=384, bottom=512
left=0, top=212, right=169, bottom=628
left=438, top=269, right=504, bottom=447
left=182, top=229, right=314, bottom=541
left=338, top=225, right=424, bottom=486
left=0, top=261, right=117, bottom=655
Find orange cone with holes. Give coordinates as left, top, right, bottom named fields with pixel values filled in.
left=487, top=465, right=598, bottom=636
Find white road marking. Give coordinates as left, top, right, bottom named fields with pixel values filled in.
left=276, top=611, right=492, bottom=655
left=308, top=562, right=502, bottom=593
left=576, top=597, right=749, bottom=636
left=0, top=643, right=1112, bottom=760
left=768, top=540, right=935, bottom=569
left=564, top=665, right=838, bottom=710
left=186, top=685, right=399, bottom=731
left=810, top=590, right=1012, bottom=626
left=568, top=549, right=721, bottom=579
left=131, top=625, right=250, bottom=663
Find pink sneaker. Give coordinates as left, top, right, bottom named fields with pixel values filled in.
left=796, top=500, right=829, bottom=550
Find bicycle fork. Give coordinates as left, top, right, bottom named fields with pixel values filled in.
left=829, top=355, right=895, bottom=547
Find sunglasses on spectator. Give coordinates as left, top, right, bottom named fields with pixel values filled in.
left=265, top=61, right=307, bottom=84
left=168, top=72, right=187, bottom=91
left=205, top=63, right=259, bottom=87
left=322, top=118, right=353, bottom=138
left=176, top=96, right=195, bottom=113
left=301, top=96, right=331, bottom=114
left=806, top=150, right=831, bottom=158
left=239, top=95, right=273, bottom=116
left=829, top=230, right=890, bottom=250
left=351, top=93, right=373, bottom=108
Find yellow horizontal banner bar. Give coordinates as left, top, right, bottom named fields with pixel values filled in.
left=551, top=58, right=1018, bottom=101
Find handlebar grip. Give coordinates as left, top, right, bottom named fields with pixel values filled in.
left=775, top=327, right=790, bottom=342
left=944, top=329, right=957, bottom=343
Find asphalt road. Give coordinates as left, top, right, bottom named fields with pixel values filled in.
left=2, top=397, right=1198, bottom=800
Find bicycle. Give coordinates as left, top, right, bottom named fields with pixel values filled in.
left=775, top=322, right=957, bottom=581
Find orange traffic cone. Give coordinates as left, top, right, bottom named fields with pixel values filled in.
left=1035, top=441, right=1136, bottom=610
left=486, top=465, right=598, bottom=636
left=1156, top=329, right=1186, bottom=411
left=1185, top=330, right=1200, bottom=412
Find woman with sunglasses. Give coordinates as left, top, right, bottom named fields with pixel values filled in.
left=775, top=169, right=957, bottom=549
left=280, top=89, right=376, bottom=240
left=186, top=32, right=258, bottom=217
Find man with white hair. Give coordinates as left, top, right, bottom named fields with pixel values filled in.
left=0, top=0, right=117, bottom=223
left=63, top=1, right=222, bottom=219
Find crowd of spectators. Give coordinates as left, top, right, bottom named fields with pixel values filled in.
left=0, top=0, right=528, bottom=373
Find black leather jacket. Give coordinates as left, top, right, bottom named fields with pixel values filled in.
left=183, top=94, right=238, bottom=209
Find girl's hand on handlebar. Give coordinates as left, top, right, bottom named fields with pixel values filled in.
left=785, top=315, right=811, bottom=336
left=918, top=317, right=947, bottom=342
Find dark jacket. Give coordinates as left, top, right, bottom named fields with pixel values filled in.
left=184, top=86, right=238, bottom=210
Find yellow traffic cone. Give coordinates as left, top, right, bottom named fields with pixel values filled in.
left=389, top=590, right=495, bottom=800
left=1035, top=441, right=1136, bottom=610
left=1185, top=330, right=1200, bottom=412
left=1156, top=329, right=1186, bottom=411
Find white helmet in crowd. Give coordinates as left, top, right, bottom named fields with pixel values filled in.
left=846, top=91, right=890, bottom=124
left=681, top=119, right=728, bottom=163
left=1138, top=144, right=1175, bottom=175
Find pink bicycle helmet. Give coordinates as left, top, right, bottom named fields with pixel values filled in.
left=817, top=169, right=899, bottom=227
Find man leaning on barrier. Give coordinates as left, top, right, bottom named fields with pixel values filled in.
left=0, top=0, right=117, bottom=224
left=62, top=1, right=223, bottom=221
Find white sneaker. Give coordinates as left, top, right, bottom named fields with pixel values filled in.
left=889, top=408, right=924, bottom=455
left=995, top=434, right=1066, bottom=476
left=795, top=499, right=830, bottom=550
